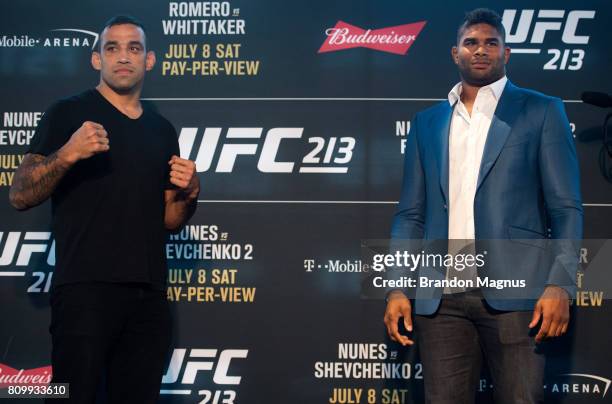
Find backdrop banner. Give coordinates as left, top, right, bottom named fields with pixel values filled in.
left=1, top=1, right=611, bottom=403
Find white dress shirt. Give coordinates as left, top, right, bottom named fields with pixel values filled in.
left=447, top=75, right=508, bottom=240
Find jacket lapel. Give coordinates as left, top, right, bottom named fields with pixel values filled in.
left=432, top=103, right=453, bottom=205
left=476, top=81, right=527, bottom=192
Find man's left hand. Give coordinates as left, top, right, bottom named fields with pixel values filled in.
left=529, top=285, right=570, bottom=343
left=168, top=155, right=199, bottom=198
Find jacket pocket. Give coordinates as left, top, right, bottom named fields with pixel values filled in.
left=507, top=225, right=547, bottom=249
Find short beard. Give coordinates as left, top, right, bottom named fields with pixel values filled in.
left=101, top=75, right=142, bottom=95
left=459, top=64, right=505, bottom=87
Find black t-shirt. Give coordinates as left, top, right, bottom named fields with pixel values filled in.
left=28, top=89, right=179, bottom=290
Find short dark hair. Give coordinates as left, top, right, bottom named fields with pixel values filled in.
left=457, top=8, right=506, bottom=45
left=96, top=15, right=146, bottom=51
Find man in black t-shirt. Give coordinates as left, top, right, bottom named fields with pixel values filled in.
left=9, top=16, right=199, bottom=403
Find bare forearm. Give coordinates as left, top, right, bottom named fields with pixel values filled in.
left=165, top=196, right=198, bottom=232
left=9, top=152, right=72, bottom=210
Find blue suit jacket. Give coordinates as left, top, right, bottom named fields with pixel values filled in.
left=391, top=80, right=583, bottom=315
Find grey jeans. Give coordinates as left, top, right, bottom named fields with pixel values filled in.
left=415, top=290, right=545, bottom=404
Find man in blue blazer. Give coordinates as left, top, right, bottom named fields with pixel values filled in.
left=383, top=8, right=582, bottom=404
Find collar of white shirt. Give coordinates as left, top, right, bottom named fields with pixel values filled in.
left=447, top=75, right=508, bottom=107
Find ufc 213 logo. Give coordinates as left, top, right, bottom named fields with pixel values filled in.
left=502, top=9, right=596, bottom=71
left=178, top=127, right=356, bottom=174
left=0, top=231, right=54, bottom=267
left=161, top=348, right=248, bottom=404
left=0, top=231, right=55, bottom=294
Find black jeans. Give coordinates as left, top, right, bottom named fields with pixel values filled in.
left=415, top=290, right=545, bottom=404
left=46, top=282, right=171, bottom=404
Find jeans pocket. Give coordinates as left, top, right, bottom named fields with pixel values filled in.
left=497, top=310, right=536, bottom=345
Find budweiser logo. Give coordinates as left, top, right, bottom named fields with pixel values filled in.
left=0, top=363, right=52, bottom=387
left=319, top=20, right=426, bottom=55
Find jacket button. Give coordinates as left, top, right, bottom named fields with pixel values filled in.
left=443, top=204, right=448, bottom=210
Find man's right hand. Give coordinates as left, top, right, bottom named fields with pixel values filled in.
left=58, top=121, right=109, bottom=164
left=383, top=291, right=414, bottom=346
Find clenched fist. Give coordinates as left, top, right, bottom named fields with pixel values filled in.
left=168, top=155, right=199, bottom=198
left=58, top=121, right=109, bottom=164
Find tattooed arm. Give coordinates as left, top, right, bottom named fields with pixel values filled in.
left=9, top=153, right=73, bottom=210
left=9, top=120, right=110, bottom=211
